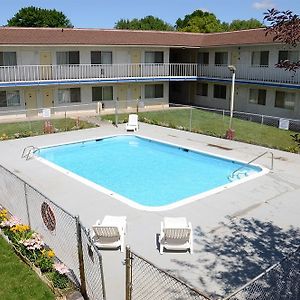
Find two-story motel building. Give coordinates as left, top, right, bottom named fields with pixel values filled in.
left=0, top=27, right=299, bottom=119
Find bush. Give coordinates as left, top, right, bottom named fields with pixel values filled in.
left=0, top=207, right=70, bottom=290
left=51, top=272, right=69, bottom=289
left=37, top=254, right=54, bottom=273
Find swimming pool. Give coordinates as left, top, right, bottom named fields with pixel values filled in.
left=37, top=135, right=266, bottom=210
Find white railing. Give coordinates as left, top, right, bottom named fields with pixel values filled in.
left=198, top=64, right=300, bottom=84
left=1, top=63, right=299, bottom=85
left=0, top=63, right=199, bottom=84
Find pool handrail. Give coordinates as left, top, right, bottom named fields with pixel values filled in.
left=21, top=145, right=40, bottom=160
left=230, top=151, right=273, bottom=179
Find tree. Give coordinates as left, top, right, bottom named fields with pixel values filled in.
left=7, top=6, right=73, bottom=28
left=176, top=10, right=262, bottom=33
left=228, top=18, right=263, bottom=31
left=175, top=10, right=225, bottom=33
left=264, top=9, right=300, bottom=72
left=115, top=16, right=174, bottom=31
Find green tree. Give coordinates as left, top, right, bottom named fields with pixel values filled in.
left=7, top=6, right=73, bottom=28
left=115, top=15, right=174, bottom=31
left=228, top=18, right=263, bottom=31
left=175, top=10, right=225, bottom=33
left=176, top=10, right=263, bottom=33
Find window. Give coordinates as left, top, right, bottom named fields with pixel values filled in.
left=251, top=51, right=269, bottom=66
left=198, top=52, right=209, bottom=65
left=275, top=91, right=295, bottom=110
left=58, top=88, right=81, bottom=104
left=213, top=84, right=227, bottom=99
left=91, top=51, right=112, bottom=64
left=145, top=51, right=164, bottom=63
left=278, top=51, right=299, bottom=63
left=0, top=90, right=20, bottom=107
left=0, top=91, right=6, bottom=107
left=196, top=83, right=208, bottom=96
left=0, top=52, right=17, bottom=66
left=215, top=52, right=228, bottom=65
left=92, top=86, right=113, bottom=101
left=70, top=88, right=80, bottom=102
left=56, top=51, right=79, bottom=64
left=145, top=84, right=164, bottom=98
left=249, top=89, right=266, bottom=105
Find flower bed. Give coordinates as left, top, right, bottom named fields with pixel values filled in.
left=0, top=206, right=76, bottom=297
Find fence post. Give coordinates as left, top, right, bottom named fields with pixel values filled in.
left=115, top=99, right=119, bottom=127
left=98, top=253, right=107, bottom=300
left=75, top=216, right=88, bottom=300
left=64, top=111, right=67, bottom=131
left=24, top=183, right=31, bottom=227
left=125, top=246, right=132, bottom=300
left=189, top=106, right=193, bottom=132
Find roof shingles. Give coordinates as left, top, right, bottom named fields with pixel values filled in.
left=0, top=27, right=275, bottom=47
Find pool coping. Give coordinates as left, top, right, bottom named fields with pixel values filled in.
left=35, top=133, right=269, bottom=212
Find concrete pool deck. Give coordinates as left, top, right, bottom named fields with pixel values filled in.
left=0, top=122, right=299, bottom=299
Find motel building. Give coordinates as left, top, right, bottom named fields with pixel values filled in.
left=0, top=27, right=299, bottom=120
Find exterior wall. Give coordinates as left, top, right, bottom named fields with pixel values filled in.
left=0, top=81, right=169, bottom=114
left=194, top=44, right=300, bottom=119
left=193, top=81, right=300, bottom=119
left=0, top=46, right=169, bottom=65
left=0, top=46, right=170, bottom=113
left=236, top=85, right=300, bottom=118
left=198, top=44, right=300, bottom=67
left=1, top=42, right=300, bottom=120
left=193, top=81, right=230, bottom=110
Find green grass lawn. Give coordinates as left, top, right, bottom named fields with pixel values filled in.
left=103, top=108, right=298, bottom=151
left=0, top=118, right=94, bottom=140
left=0, top=236, right=54, bottom=300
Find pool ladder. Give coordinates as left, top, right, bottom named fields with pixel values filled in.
left=21, top=146, right=39, bottom=160
left=229, top=151, right=274, bottom=181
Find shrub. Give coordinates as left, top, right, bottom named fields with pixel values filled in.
left=51, top=272, right=69, bottom=289
left=0, top=208, right=70, bottom=290
left=37, top=254, right=54, bottom=273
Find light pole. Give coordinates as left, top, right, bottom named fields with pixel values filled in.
left=226, top=65, right=236, bottom=139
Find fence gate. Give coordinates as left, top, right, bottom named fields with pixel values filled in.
left=125, top=246, right=212, bottom=300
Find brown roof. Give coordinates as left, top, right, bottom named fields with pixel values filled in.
left=0, top=27, right=275, bottom=47
left=202, top=28, right=275, bottom=47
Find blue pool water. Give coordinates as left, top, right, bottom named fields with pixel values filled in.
left=38, top=136, right=262, bottom=207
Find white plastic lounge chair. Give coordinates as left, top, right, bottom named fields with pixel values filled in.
left=91, top=215, right=127, bottom=252
left=159, top=217, right=193, bottom=254
left=126, top=114, right=139, bottom=131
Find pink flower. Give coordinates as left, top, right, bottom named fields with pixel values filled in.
left=21, top=233, right=45, bottom=250
left=54, top=262, right=69, bottom=275
left=0, top=216, right=21, bottom=228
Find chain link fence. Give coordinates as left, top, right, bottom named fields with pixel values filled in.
left=80, top=225, right=106, bottom=300
left=1, top=100, right=299, bottom=151
left=0, top=164, right=106, bottom=300
left=125, top=247, right=212, bottom=300
left=101, top=101, right=300, bottom=152
left=125, top=246, right=300, bottom=300
left=224, top=247, right=300, bottom=300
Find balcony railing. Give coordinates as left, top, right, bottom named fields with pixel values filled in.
left=0, top=63, right=299, bottom=86
left=198, top=64, right=300, bottom=85
left=0, top=63, right=199, bottom=84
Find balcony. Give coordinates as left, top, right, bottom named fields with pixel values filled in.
left=198, top=64, right=300, bottom=87
left=0, top=63, right=199, bottom=87
left=0, top=63, right=299, bottom=88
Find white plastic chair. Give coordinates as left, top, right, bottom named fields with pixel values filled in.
left=91, top=215, right=127, bottom=252
left=159, top=217, right=193, bottom=254
left=126, top=114, right=139, bottom=131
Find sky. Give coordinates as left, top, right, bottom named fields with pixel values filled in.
left=0, top=0, right=300, bottom=29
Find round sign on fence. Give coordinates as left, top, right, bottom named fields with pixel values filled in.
left=41, top=202, right=56, bottom=231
